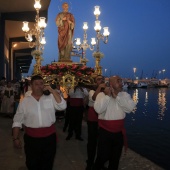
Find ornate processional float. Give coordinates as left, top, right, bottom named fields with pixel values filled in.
left=22, top=1, right=109, bottom=89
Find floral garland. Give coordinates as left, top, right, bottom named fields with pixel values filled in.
left=41, top=63, right=95, bottom=77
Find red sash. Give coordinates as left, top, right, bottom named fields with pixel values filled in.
left=69, top=98, right=84, bottom=106
left=87, top=107, right=98, bottom=122
left=25, top=124, right=56, bottom=138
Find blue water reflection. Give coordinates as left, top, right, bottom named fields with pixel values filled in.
left=157, top=88, right=167, bottom=120
left=125, top=88, right=170, bottom=170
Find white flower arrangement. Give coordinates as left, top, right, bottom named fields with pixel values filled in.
left=92, top=51, right=104, bottom=58
left=31, top=50, right=43, bottom=57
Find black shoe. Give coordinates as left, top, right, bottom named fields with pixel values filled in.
left=63, top=127, right=66, bottom=132
left=86, top=160, right=94, bottom=170
left=86, top=166, right=92, bottom=170
left=86, top=165, right=93, bottom=170
left=76, top=137, right=84, bottom=141
left=66, top=136, right=71, bottom=140
left=66, top=134, right=72, bottom=140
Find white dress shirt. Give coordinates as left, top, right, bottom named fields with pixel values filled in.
left=88, top=90, right=95, bottom=107
left=69, top=87, right=88, bottom=98
left=94, top=92, right=136, bottom=120
left=12, top=94, right=66, bottom=128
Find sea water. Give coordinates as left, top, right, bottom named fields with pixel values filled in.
left=125, top=88, right=170, bottom=170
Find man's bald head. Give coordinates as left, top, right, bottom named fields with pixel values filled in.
left=109, top=76, right=121, bottom=83
left=109, top=76, right=123, bottom=92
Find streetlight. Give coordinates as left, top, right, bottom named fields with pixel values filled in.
left=133, top=67, right=136, bottom=79
left=93, top=6, right=110, bottom=75
left=22, top=0, right=47, bottom=75
left=104, top=68, right=107, bottom=76
left=75, top=22, right=96, bottom=65
left=158, top=70, right=162, bottom=79
left=162, top=69, right=165, bottom=79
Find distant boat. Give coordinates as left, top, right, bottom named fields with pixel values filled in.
left=128, top=82, right=137, bottom=88
left=136, top=82, right=148, bottom=88
left=154, top=84, right=169, bottom=88
left=123, top=83, right=128, bottom=90
left=154, top=80, right=169, bottom=88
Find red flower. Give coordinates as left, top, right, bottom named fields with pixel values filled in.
left=48, top=65, right=53, bottom=70
left=80, top=65, right=87, bottom=70
left=41, top=66, right=46, bottom=70
left=71, top=70, right=75, bottom=72
left=72, top=64, right=78, bottom=70
left=86, top=71, right=92, bottom=75
left=58, top=72, right=64, bottom=76
left=59, top=64, right=66, bottom=69
left=41, top=70, right=47, bottom=73
left=46, top=71, right=52, bottom=75
left=47, top=65, right=56, bottom=70
left=76, top=71, right=82, bottom=77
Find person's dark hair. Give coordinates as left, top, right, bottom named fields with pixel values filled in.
left=94, top=75, right=103, bottom=83
left=31, top=75, right=43, bottom=84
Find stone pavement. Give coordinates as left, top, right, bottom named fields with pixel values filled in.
left=0, top=115, right=164, bottom=170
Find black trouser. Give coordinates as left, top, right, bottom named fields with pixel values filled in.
left=24, top=133, right=56, bottom=170
left=86, top=121, right=98, bottom=167
left=55, top=110, right=65, bottom=119
left=93, top=128, right=123, bottom=170
left=68, top=106, right=84, bottom=137
left=63, top=102, right=71, bottom=130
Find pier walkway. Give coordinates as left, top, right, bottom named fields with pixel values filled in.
left=0, top=115, right=164, bottom=170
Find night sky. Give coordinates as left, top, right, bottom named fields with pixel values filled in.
left=28, top=0, right=170, bottom=79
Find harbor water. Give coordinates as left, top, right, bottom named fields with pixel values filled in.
left=125, top=88, right=170, bottom=170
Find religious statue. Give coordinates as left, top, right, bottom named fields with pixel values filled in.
left=56, top=2, right=75, bottom=62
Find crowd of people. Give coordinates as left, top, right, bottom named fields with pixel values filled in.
left=0, top=77, right=33, bottom=118
left=0, top=74, right=136, bottom=170
left=0, top=77, right=21, bottom=117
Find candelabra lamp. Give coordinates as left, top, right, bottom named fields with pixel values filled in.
left=93, top=6, right=110, bottom=75
left=22, top=0, right=47, bottom=75
left=75, top=22, right=96, bottom=65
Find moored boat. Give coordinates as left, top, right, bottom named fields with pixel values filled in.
left=136, top=82, right=148, bottom=88
left=123, top=83, right=128, bottom=90
left=154, top=84, right=169, bottom=88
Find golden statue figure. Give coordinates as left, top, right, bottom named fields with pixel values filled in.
left=56, top=2, right=75, bottom=62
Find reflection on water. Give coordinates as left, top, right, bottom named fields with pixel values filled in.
left=126, top=88, right=170, bottom=169
left=145, top=91, right=148, bottom=104
left=157, top=89, right=167, bottom=120
left=132, top=89, right=138, bottom=115
left=131, top=88, right=168, bottom=121
left=132, top=89, right=139, bottom=104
